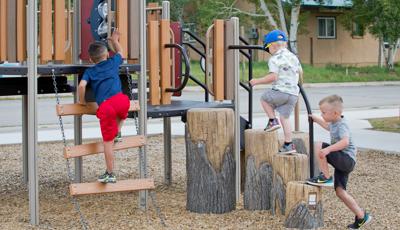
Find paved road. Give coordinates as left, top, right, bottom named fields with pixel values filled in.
left=0, top=85, right=399, bottom=128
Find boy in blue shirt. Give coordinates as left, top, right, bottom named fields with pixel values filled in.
left=78, top=29, right=130, bottom=183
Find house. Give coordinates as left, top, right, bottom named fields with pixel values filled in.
left=236, top=0, right=400, bottom=66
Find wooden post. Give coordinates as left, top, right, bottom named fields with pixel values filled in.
left=116, top=0, right=128, bottom=59
left=16, top=0, right=26, bottom=62
left=186, top=108, right=236, bottom=214
left=213, top=19, right=225, bottom=101
left=54, top=0, right=66, bottom=61
left=160, top=19, right=172, bottom=105
left=244, top=129, right=279, bottom=210
left=6, top=0, right=16, bottom=62
left=284, top=181, right=324, bottom=229
left=148, top=20, right=160, bottom=105
left=271, top=153, right=309, bottom=215
left=0, top=0, right=7, bottom=61
left=128, top=0, right=140, bottom=60
left=40, top=0, right=53, bottom=62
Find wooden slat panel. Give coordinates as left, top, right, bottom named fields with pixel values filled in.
left=6, top=0, right=16, bottom=62
left=16, top=0, right=26, bottom=62
left=64, top=135, right=146, bottom=159
left=56, top=100, right=140, bottom=116
left=148, top=21, right=160, bottom=105
left=54, top=0, right=65, bottom=61
left=40, top=0, right=53, bottom=62
left=0, top=0, right=7, bottom=61
left=70, top=178, right=155, bottom=196
left=224, top=19, right=234, bottom=100
left=128, top=0, right=140, bottom=60
left=213, top=20, right=225, bottom=101
left=116, top=0, right=128, bottom=59
left=160, top=19, right=172, bottom=105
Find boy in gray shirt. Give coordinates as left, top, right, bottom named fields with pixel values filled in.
left=307, top=95, right=372, bottom=229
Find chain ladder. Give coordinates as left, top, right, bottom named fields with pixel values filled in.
left=51, top=70, right=90, bottom=230
left=125, top=67, right=166, bottom=227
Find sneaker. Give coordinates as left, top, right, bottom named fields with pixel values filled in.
left=347, top=213, right=372, bottom=229
left=264, top=119, right=281, bottom=132
left=98, top=171, right=117, bottom=183
left=306, top=173, right=333, bottom=187
left=278, top=143, right=296, bottom=154
left=114, top=132, right=122, bottom=143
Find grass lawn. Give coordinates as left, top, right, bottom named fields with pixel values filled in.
left=368, top=117, right=400, bottom=133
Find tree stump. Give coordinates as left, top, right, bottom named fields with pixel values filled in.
left=279, top=131, right=309, bottom=155
left=284, top=181, right=324, bottom=229
left=185, top=108, right=236, bottom=214
left=271, top=153, right=309, bottom=215
left=244, top=129, right=278, bottom=210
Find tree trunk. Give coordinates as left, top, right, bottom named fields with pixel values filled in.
left=185, top=108, right=236, bottom=214
left=284, top=181, right=324, bottom=229
left=244, top=129, right=279, bottom=210
left=289, top=3, right=301, bottom=55
left=271, top=153, right=309, bottom=215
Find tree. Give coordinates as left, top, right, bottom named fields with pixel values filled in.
left=148, top=0, right=191, bottom=21
left=341, top=0, right=400, bottom=70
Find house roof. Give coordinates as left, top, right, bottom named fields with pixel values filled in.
left=301, top=0, right=352, bottom=8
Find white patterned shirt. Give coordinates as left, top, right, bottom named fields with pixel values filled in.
left=268, top=48, right=302, bottom=96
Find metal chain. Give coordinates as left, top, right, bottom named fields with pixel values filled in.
left=51, top=70, right=90, bottom=230
left=125, top=67, right=166, bottom=227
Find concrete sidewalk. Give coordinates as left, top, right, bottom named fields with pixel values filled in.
left=1, top=107, right=398, bottom=153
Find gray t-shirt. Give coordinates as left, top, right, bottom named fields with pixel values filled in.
left=329, top=117, right=357, bottom=161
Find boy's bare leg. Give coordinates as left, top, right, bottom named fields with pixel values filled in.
left=279, top=116, right=292, bottom=142
left=335, top=187, right=365, bottom=219
left=261, top=100, right=276, bottom=119
left=104, top=141, right=114, bottom=173
left=315, top=142, right=331, bottom=178
left=116, top=118, right=124, bottom=133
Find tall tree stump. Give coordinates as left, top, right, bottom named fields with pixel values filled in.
left=271, top=153, right=309, bottom=215
left=185, top=108, right=236, bottom=214
left=284, top=181, right=324, bottom=229
left=244, top=129, right=278, bottom=210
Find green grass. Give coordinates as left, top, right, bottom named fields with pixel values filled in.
left=368, top=117, right=400, bottom=133
left=188, top=61, right=400, bottom=86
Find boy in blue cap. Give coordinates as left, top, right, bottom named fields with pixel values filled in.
left=249, top=29, right=303, bottom=154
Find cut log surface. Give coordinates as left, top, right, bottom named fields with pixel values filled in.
left=186, top=108, right=236, bottom=214
left=272, top=153, right=309, bottom=215
left=56, top=100, right=140, bottom=116
left=64, top=135, right=146, bottom=159
left=70, top=178, right=155, bottom=196
left=244, top=129, right=278, bottom=210
left=284, top=181, right=324, bottom=229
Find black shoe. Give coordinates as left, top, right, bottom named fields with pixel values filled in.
left=347, top=213, right=372, bottom=229
left=306, top=172, right=334, bottom=187
left=264, top=119, right=281, bottom=132
left=98, top=171, right=117, bottom=183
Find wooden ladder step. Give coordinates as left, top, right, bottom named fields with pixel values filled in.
left=64, top=135, right=146, bottom=159
left=70, top=178, right=155, bottom=196
left=56, top=100, right=140, bottom=116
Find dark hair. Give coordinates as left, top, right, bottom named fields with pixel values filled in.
left=88, top=41, right=108, bottom=63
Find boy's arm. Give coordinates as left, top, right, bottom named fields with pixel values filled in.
left=249, top=72, right=278, bottom=86
left=78, top=80, right=88, bottom=105
left=310, top=114, right=330, bottom=130
left=109, top=28, right=124, bottom=58
left=321, top=136, right=350, bottom=157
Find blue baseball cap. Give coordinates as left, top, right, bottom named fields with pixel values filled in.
left=263, top=29, right=287, bottom=52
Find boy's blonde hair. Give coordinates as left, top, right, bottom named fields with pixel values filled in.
left=319, top=94, right=343, bottom=112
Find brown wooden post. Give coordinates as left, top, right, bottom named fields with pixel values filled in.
left=213, top=19, right=225, bottom=101
left=0, top=0, right=7, bottom=61
left=284, top=181, right=324, bottom=229
left=244, top=129, right=279, bottom=210
left=186, top=108, right=236, bottom=213
left=224, top=19, right=235, bottom=100
left=128, top=0, right=140, bottom=61
left=271, top=153, right=309, bottom=215
left=40, top=0, right=53, bottom=62
left=116, top=0, right=128, bottom=59
left=16, top=0, right=26, bottom=62
left=6, top=0, right=16, bottom=62
left=148, top=20, right=160, bottom=105
left=160, top=19, right=172, bottom=105
left=54, top=0, right=66, bottom=61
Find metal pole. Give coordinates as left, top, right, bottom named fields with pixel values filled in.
left=22, top=95, right=28, bottom=183
left=27, top=0, right=39, bottom=225
left=232, top=17, right=241, bottom=201
left=161, top=0, right=172, bottom=186
left=73, top=0, right=83, bottom=183
left=138, top=0, right=148, bottom=210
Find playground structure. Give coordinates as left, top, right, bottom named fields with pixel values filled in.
left=0, top=0, right=316, bottom=228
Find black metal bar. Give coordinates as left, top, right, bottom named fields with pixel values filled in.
left=0, top=64, right=140, bottom=75
left=182, top=30, right=206, bottom=52
left=183, top=42, right=206, bottom=59
left=248, top=49, right=253, bottom=127
left=239, top=36, right=250, bottom=45
left=164, top=44, right=190, bottom=93
left=239, top=50, right=251, bottom=60
left=229, top=45, right=265, bottom=51
left=299, top=84, right=315, bottom=178
left=189, top=74, right=209, bottom=102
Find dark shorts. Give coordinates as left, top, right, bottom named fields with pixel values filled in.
left=323, top=142, right=356, bottom=190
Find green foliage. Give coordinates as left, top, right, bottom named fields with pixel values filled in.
left=147, top=0, right=191, bottom=21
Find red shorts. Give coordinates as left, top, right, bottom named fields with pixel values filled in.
left=96, top=93, right=130, bottom=141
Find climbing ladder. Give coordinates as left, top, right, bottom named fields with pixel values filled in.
left=55, top=100, right=155, bottom=196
